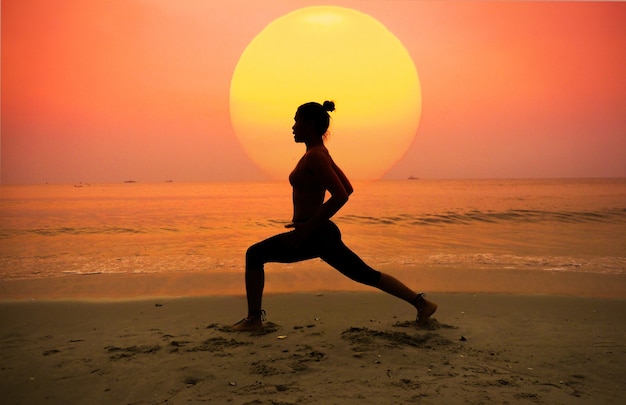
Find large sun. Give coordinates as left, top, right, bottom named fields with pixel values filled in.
left=229, top=6, right=421, bottom=180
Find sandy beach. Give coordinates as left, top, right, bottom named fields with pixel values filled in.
left=1, top=290, right=624, bottom=404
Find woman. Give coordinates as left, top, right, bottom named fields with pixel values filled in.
left=232, top=100, right=437, bottom=331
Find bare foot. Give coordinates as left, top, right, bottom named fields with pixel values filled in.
left=230, top=310, right=266, bottom=332
left=414, top=294, right=437, bottom=326
left=230, top=317, right=263, bottom=331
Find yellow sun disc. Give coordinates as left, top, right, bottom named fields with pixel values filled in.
left=230, top=6, right=422, bottom=180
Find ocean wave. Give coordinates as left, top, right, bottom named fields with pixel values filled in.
left=340, top=208, right=626, bottom=227
left=2, top=227, right=152, bottom=238
left=386, top=253, right=626, bottom=275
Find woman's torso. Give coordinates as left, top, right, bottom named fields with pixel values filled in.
left=289, top=152, right=326, bottom=222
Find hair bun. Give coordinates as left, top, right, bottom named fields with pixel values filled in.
left=322, top=100, right=335, bottom=112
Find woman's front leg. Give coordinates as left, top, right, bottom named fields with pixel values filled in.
left=245, top=267, right=264, bottom=317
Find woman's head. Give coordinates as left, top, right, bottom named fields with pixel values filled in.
left=295, top=100, right=335, bottom=137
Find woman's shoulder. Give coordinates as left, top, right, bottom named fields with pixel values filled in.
left=303, top=148, right=333, bottom=169
left=305, top=145, right=331, bottom=160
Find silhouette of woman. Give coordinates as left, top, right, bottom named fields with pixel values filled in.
left=232, top=101, right=437, bottom=331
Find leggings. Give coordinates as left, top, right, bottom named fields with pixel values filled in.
left=246, top=220, right=382, bottom=287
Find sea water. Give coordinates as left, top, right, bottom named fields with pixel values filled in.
left=1, top=179, right=625, bottom=288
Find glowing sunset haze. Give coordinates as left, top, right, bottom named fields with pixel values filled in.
left=2, top=0, right=625, bottom=184
left=230, top=6, right=421, bottom=180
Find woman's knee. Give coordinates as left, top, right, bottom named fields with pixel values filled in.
left=245, top=244, right=264, bottom=272
left=330, top=259, right=381, bottom=286
left=322, top=247, right=381, bottom=287
left=352, top=269, right=382, bottom=287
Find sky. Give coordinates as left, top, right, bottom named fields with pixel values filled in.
left=2, top=0, right=625, bottom=184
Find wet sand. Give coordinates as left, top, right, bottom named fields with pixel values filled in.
left=1, top=265, right=625, bottom=300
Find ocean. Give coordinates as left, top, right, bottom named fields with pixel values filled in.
left=1, top=179, right=625, bottom=296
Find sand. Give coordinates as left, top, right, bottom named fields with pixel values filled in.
left=1, top=291, right=624, bottom=404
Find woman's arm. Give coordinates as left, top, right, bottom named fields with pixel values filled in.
left=284, top=149, right=351, bottom=246
left=331, top=159, right=353, bottom=196
left=307, top=149, right=350, bottom=223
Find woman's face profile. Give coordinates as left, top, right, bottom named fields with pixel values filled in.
left=292, top=113, right=312, bottom=143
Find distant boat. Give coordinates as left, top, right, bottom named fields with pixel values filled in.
left=124, top=180, right=137, bottom=183
left=165, top=180, right=173, bottom=183
left=407, top=175, right=419, bottom=180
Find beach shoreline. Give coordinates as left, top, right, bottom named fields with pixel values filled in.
left=1, top=291, right=624, bottom=404
left=1, top=265, right=625, bottom=301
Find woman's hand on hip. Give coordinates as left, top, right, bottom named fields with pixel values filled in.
left=282, top=222, right=314, bottom=248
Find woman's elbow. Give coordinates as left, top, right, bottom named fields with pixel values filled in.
left=333, top=191, right=349, bottom=204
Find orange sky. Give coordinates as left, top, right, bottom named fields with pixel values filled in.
left=2, top=0, right=625, bottom=184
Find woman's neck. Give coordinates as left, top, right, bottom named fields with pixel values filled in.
left=305, top=139, right=324, bottom=151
